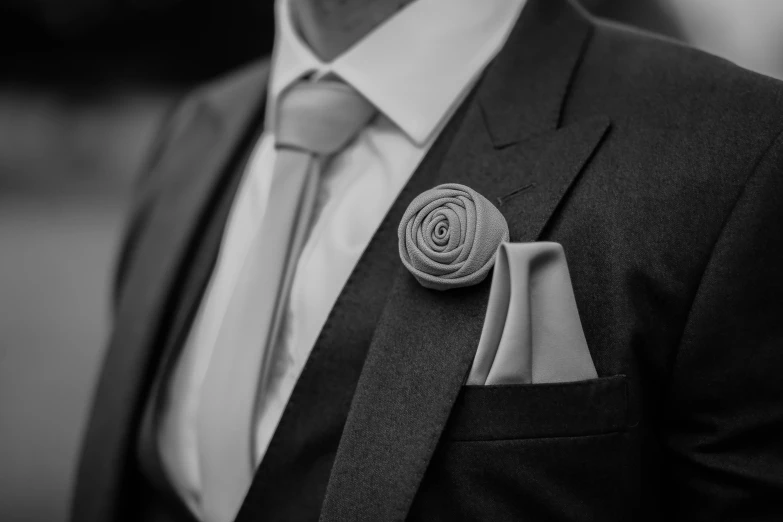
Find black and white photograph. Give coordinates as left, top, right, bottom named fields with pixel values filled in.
left=2, top=0, right=783, bottom=521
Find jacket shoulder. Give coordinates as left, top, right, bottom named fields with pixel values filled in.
left=194, top=58, right=272, bottom=115
left=114, top=58, right=271, bottom=305
left=573, top=17, right=783, bottom=136
left=138, top=58, right=271, bottom=186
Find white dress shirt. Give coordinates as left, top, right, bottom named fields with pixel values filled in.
left=154, top=0, right=527, bottom=518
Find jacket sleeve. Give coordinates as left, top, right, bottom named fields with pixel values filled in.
left=664, top=128, right=783, bottom=520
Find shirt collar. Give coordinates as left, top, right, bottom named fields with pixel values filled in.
left=269, top=0, right=527, bottom=146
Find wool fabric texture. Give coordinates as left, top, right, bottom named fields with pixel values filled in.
left=398, top=183, right=509, bottom=290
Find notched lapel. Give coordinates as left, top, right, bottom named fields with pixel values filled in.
left=320, top=110, right=610, bottom=522
left=74, top=101, right=226, bottom=522
left=320, top=0, right=606, bottom=514
left=72, top=62, right=270, bottom=522
left=497, top=116, right=611, bottom=241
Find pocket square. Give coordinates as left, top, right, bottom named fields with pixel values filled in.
left=467, top=242, right=597, bottom=385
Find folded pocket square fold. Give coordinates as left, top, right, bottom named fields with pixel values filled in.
left=467, top=242, right=597, bottom=385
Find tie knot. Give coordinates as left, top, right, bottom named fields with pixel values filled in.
left=275, top=80, right=376, bottom=156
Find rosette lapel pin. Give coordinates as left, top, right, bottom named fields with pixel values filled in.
left=398, top=183, right=509, bottom=291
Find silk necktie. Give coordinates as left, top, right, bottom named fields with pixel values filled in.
left=196, top=79, right=376, bottom=522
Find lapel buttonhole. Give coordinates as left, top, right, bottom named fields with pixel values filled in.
left=497, top=182, right=536, bottom=207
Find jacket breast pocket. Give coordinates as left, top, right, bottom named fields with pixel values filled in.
left=444, top=375, right=629, bottom=441
left=409, top=375, right=638, bottom=521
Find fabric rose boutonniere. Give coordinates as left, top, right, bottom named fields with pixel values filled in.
left=398, top=183, right=509, bottom=290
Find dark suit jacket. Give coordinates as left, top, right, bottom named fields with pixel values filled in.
left=71, top=1, right=783, bottom=520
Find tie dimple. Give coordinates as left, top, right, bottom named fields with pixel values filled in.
left=276, top=80, right=376, bottom=154
left=196, top=80, right=375, bottom=522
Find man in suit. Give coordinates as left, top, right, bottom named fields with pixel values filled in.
left=71, top=0, right=783, bottom=520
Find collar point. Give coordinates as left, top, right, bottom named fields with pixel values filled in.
left=394, top=118, right=438, bottom=148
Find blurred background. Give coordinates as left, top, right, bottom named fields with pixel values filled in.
left=1, top=1, right=782, bottom=521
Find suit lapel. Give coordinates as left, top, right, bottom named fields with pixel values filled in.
left=135, top=67, right=274, bottom=495
left=320, top=2, right=610, bottom=520
left=72, top=63, right=269, bottom=522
